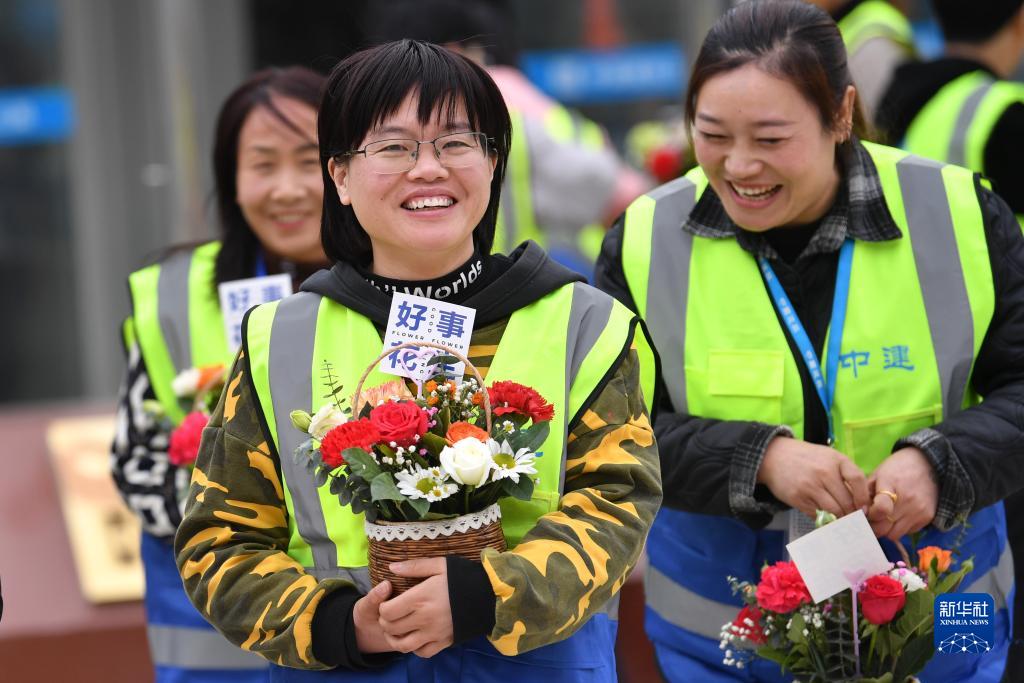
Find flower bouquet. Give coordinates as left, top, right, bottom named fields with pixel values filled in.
left=143, top=364, right=226, bottom=469
left=289, top=342, right=552, bottom=593
left=719, top=523, right=973, bottom=682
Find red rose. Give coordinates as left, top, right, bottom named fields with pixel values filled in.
left=369, top=400, right=429, bottom=449
left=320, top=419, right=381, bottom=469
left=482, top=381, right=555, bottom=423
left=756, top=561, right=812, bottom=614
left=731, top=605, right=767, bottom=645
left=169, top=411, right=208, bottom=467
left=859, top=575, right=906, bottom=625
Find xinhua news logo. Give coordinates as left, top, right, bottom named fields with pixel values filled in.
left=934, top=593, right=995, bottom=655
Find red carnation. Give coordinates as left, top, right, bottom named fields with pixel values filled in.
left=369, top=400, right=429, bottom=449
left=320, top=419, right=381, bottom=469
left=756, top=561, right=812, bottom=614
left=731, top=605, right=767, bottom=645
left=482, top=381, right=554, bottom=423
left=859, top=575, right=906, bottom=625
left=169, top=411, right=208, bottom=467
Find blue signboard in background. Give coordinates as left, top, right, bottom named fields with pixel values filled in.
left=521, top=42, right=686, bottom=105
left=0, top=86, right=75, bottom=146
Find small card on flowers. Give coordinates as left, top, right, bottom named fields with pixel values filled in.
left=380, top=293, right=476, bottom=382
left=786, top=509, right=891, bottom=603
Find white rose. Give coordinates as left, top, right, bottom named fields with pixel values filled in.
left=171, top=368, right=200, bottom=397
left=309, top=404, right=348, bottom=439
left=888, top=567, right=926, bottom=592
left=440, top=438, right=493, bottom=487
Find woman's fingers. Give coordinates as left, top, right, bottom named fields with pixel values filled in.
left=837, top=457, right=870, bottom=511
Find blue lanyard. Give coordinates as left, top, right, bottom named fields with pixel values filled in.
left=757, top=239, right=854, bottom=444
left=254, top=249, right=268, bottom=278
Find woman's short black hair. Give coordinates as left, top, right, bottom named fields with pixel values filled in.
left=318, top=40, right=512, bottom=268
left=212, top=66, right=325, bottom=285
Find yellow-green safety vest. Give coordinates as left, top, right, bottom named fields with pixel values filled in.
left=244, top=282, right=653, bottom=588
left=621, top=142, right=993, bottom=474
left=127, top=241, right=229, bottom=425
left=494, top=106, right=609, bottom=263
left=836, top=0, right=915, bottom=56
left=903, top=70, right=1024, bottom=227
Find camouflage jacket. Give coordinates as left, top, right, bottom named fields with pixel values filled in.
left=175, top=315, right=661, bottom=669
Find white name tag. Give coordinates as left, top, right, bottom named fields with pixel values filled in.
left=787, top=510, right=891, bottom=603
left=217, top=274, right=292, bottom=350
left=380, top=292, right=476, bottom=382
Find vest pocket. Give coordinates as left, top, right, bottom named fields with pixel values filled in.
left=841, top=404, right=942, bottom=474
left=705, top=349, right=785, bottom=424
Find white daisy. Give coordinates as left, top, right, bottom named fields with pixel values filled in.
left=394, top=466, right=458, bottom=502
left=488, top=439, right=537, bottom=484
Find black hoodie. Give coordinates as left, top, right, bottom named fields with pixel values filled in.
left=301, top=241, right=584, bottom=327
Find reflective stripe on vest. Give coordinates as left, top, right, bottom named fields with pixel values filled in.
left=965, top=542, right=1015, bottom=610
left=623, top=143, right=992, bottom=471
left=644, top=564, right=738, bottom=640
left=148, top=624, right=268, bottom=670
left=128, top=241, right=228, bottom=424
left=836, top=0, right=914, bottom=56
left=246, top=282, right=647, bottom=578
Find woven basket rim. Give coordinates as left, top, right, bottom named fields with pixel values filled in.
left=364, top=503, right=502, bottom=541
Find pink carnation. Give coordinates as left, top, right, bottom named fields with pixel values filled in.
left=756, top=561, right=812, bottom=614
left=169, top=411, right=208, bottom=467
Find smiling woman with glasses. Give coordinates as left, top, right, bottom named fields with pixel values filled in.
left=175, top=39, right=661, bottom=683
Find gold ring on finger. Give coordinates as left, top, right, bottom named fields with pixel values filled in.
left=878, top=489, right=898, bottom=505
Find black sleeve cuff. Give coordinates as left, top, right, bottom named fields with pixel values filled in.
left=446, top=555, right=496, bottom=645
left=311, top=586, right=397, bottom=670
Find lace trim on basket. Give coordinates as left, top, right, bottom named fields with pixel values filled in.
left=365, top=503, right=502, bottom=542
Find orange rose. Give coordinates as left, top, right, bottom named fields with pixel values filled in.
left=918, top=546, right=953, bottom=573
left=446, top=421, right=489, bottom=445
left=355, top=380, right=413, bottom=414
left=196, top=364, right=226, bottom=392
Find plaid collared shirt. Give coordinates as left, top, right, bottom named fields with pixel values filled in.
left=683, top=138, right=902, bottom=260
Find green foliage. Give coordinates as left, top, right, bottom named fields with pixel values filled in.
left=506, top=421, right=550, bottom=453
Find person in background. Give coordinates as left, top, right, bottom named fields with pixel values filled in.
left=174, top=39, right=660, bottom=681
left=807, top=0, right=917, bottom=124
left=369, top=0, right=651, bottom=278
left=876, top=0, right=1024, bottom=220
left=597, top=1, right=1024, bottom=680
left=111, top=66, right=328, bottom=682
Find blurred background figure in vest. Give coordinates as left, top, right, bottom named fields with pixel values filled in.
left=110, top=66, right=329, bottom=682
left=876, top=0, right=1024, bottom=221
left=369, top=0, right=651, bottom=279
left=806, top=0, right=918, bottom=125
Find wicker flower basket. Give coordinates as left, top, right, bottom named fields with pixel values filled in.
left=354, top=341, right=506, bottom=595
left=365, top=503, right=507, bottom=594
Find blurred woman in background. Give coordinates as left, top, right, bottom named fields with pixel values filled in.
left=111, top=65, right=328, bottom=682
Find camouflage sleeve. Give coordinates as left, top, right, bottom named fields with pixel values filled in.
left=174, top=349, right=354, bottom=669
left=480, top=342, right=662, bottom=655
